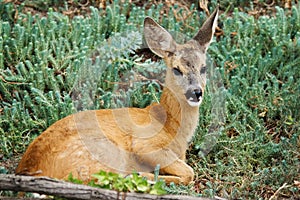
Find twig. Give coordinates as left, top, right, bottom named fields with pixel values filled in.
left=269, top=183, right=289, bottom=200
left=0, top=75, right=27, bottom=85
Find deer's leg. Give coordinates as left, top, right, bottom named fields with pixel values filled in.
left=180, top=152, right=186, bottom=161
left=138, top=172, right=181, bottom=184
left=139, top=159, right=194, bottom=185
left=160, top=159, right=194, bottom=184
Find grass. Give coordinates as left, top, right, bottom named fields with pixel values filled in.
left=0, top=0, right=299, bottom=199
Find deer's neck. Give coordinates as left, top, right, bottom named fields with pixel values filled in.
left=159, top=87, right=200, bottom=143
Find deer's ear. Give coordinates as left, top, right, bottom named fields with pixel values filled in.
left=144, top=17, right=176, bottom=58
left=193, top=6, right=219, bottom=51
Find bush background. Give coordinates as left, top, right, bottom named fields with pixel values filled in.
left=0, top=0, right=299, bottom=199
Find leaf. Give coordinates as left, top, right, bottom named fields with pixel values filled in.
left=67, top=173, right=83, bottom=184
left=150, top=180, right=167, bottom=195
left=136, top=181, right=149, bottom=192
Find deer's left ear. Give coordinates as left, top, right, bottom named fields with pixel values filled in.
left=144, top=17, right=177, bottom=58
left=193, top=6, right=219, bottom=51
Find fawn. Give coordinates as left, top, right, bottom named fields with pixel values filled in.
left=16, top=7, right=218, bottom=185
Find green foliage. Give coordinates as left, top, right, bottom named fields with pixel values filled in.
left=210, top=0, right=299, bottom=12
left=68, top=170, right=167, bottom=195
left=189, top=4, right=300, bottom=199
left=67, top=173, right=83, bottom=185
left=0, top=0, right=200, bottom=156
left=0, top=0, right=299, bottom=199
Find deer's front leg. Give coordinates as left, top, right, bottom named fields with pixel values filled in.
left=160, top=159, right=194, bottom=185
left=139, top=159, right=194, bottom=185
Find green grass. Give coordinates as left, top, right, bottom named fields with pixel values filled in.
left=0, top=0, right=299, bottom=199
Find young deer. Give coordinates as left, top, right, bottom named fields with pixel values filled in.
left=16, top=7, right=218, bottom=185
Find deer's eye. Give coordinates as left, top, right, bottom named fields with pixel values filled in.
left=186, top=61, right=192, bottom=68
left=200, top=66, right=207, bottom=74
left=173, top=67, right=183, bottom=76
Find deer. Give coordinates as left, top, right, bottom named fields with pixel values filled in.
left=16, top=7, right=218, bottom=185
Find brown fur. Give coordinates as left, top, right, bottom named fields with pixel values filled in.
left=16, top=7, right=219, bottom=185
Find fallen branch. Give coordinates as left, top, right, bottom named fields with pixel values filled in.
left=269, top=182, right=289, bottom=200
left=0, top=174, right=211, bottom=200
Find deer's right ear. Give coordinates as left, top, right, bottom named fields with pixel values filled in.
left=144, top=17, right=176, bottom=58
left=193, top=6, right=219, bottom=52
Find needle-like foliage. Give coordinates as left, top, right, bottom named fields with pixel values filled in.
left=0, top=0, right=299, bottom=198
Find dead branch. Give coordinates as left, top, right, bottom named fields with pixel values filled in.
left=0, top=174, right=212, bottom=200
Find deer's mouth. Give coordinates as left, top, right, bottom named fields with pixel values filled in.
left=185, top=88, right=203, bottom=107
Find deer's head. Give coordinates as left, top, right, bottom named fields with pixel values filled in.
left=144, top=7, right=218, bottom=107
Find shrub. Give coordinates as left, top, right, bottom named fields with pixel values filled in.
left=0, top=0, right=299, bottom=199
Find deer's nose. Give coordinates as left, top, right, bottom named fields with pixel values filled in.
left=185, top=87, right=203, bottom=102
left=193, top=88, right=202, bottom=100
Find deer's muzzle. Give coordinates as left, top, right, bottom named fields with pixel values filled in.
left=185, top=88, right=203, bottom=107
